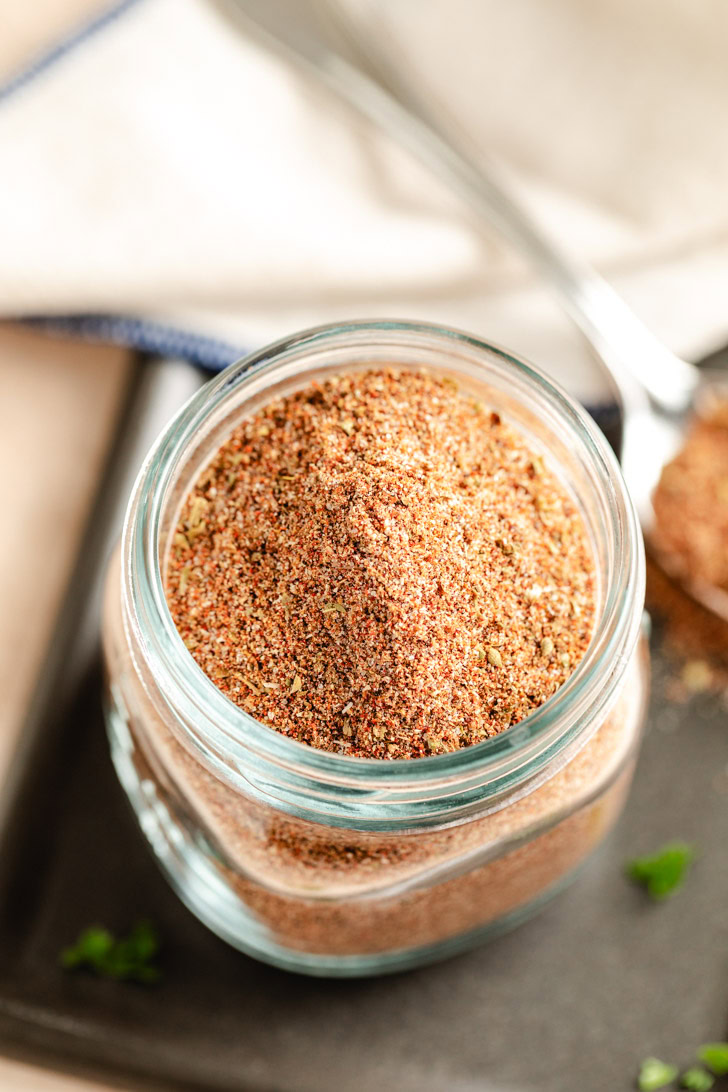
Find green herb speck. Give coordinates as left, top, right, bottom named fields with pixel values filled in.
left=60, top=921, right=161, bottom=984
left=681, top=1067, right=715, bottom=1091
left=626, top=842, right=695, bottom=900
left=697, top=1044, right=728, bottom=1076
left=637, top=1057, right=679, bottom=1091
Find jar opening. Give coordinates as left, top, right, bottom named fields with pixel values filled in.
left=123, top=320, right=644, bottom=803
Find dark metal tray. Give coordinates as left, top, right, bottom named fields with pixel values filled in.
left=0, top=363, right=725, bottom=1092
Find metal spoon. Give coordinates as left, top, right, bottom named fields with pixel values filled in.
left=213, top=0, right=728, bottom=618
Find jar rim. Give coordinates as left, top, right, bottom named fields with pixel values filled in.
left=123, top=319, right=644, bottom=806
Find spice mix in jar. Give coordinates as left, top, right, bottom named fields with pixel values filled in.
left=103, top=320, right=648, bottom=976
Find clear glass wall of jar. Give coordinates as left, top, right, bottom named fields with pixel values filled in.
left=103, top=321, right=648, bottom=977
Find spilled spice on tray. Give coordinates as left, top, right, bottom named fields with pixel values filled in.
left=652, top=398, right=728, bottom=590
left=646, top=558, right=728, bottom=701
left=165, top=369, right=595, bottom=759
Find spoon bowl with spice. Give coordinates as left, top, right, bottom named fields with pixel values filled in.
left=216, top=0, right=728, bottom=621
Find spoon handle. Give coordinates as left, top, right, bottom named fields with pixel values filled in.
left=218, top=0, right=697, bottom=415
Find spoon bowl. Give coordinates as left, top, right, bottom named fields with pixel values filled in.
left=641, top=367, right=728, bottom=620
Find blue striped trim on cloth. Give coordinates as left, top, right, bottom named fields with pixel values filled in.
left=2, top=0, right=243, bottom=373
left=22, top=314, right=245, bottom=372
left=0, top=0, right=144, bottom=104
left=18, top=314, right=624, bottom=441
left=19, top=315, right=622, bottom=452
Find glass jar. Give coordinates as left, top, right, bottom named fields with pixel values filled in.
left=103, top=320, right=648, bottom=977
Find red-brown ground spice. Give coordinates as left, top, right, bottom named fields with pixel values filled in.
left=165, top=369, right=595, bottom=759
left=652, top=402, right=728, bottom=590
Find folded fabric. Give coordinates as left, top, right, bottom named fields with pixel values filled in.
left=2, top=0, right=727, bottom=400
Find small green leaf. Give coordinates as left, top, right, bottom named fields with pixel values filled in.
left=697, top=1043, right=728, bottom=1076
left=681, top=1067, right=714, bottom=1091
left=60, top=926, right=114, bottom=969
left=60, top=921, right=161, bottom=984
left=626, top=842, right=695, bottom=900
left=638, top=1057, right=679, bottom=1091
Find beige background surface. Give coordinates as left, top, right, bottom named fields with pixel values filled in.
left=0, top=6, right=146, bottom=1085
left=1, top=4, right=131, bottom=1087
left=0, top=331, right=133, bottom=1092
left=0, top=14, right=136, bottom=1092
left=0, top=327, right=129, bottom=769
left=0, top=329, right=132, bottom=1092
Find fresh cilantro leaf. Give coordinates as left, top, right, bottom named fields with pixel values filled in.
left=681, top=1067, right=715, bottom=1091
left=60, top=921, right=161, bottom=984
left=697, top=1044, right=728, bottom=1076
left=626, top=842, right=695, bottom=900
left=638, top=1057, right=679, bottom=1091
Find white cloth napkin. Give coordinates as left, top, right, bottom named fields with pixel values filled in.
left=2, top=0, right=728, bottom=399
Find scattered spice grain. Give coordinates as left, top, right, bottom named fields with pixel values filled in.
left=165, top=369, right=595, bottom=759
left=646, top=559, right=728, bottom=701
